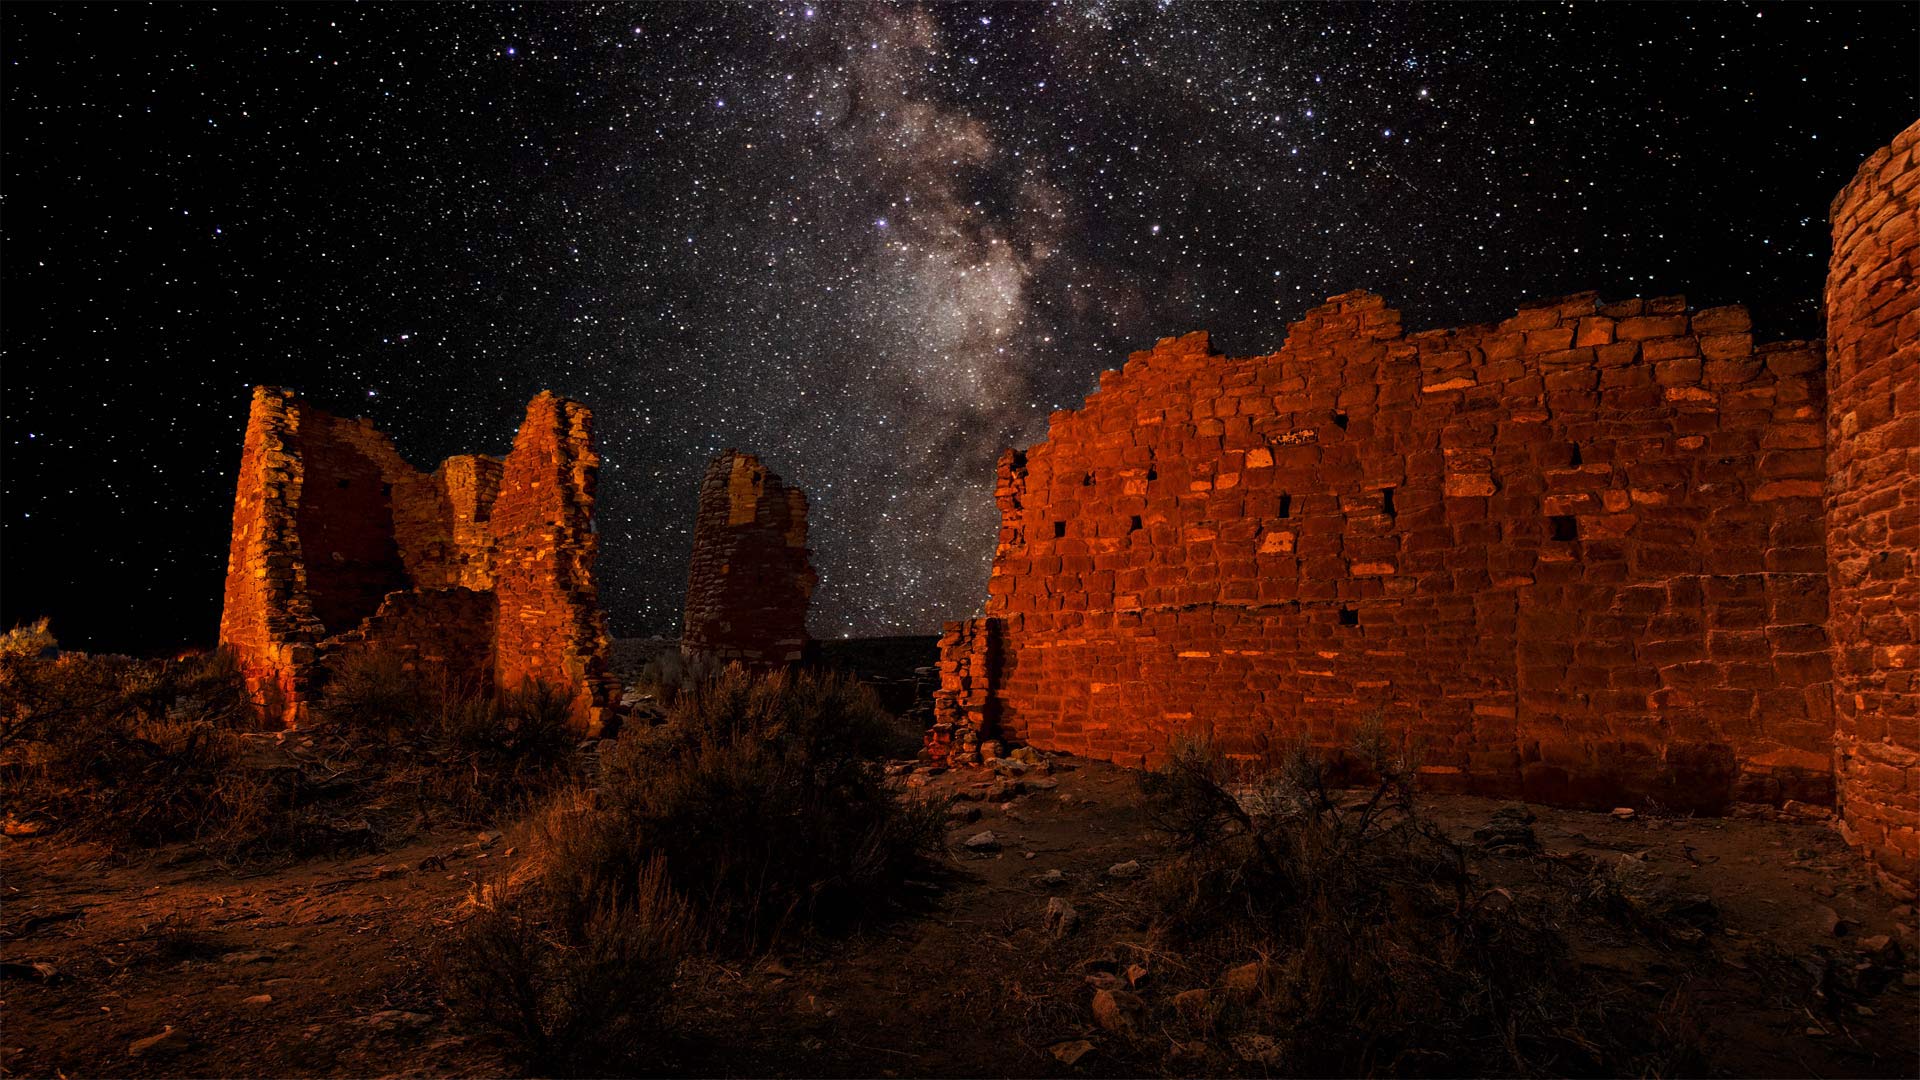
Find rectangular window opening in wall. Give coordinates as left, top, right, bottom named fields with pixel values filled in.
left=1129, top=515, right=1143, bottom=533
left=1569, top=444, right=1583, bottom=467
left=1382, top=486, right=1396, bottom=519
left=337, top=479, right=351, bottom=489
left=1334, top=410, right=1349, bottom=430
left=1278, top=493, right=1292, bottom=518
left=1053, top=520, right=1067, bottom=538
left=1549, top=515, right=1579, bottom=542
left=1339, top=607, right=1359, bottom=627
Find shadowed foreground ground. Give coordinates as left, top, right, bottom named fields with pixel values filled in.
left=5, top=745, right=1915, bottom=1078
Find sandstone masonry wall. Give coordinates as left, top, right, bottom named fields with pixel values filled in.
left=1827, top=119, right=1920, bottom=899
left=682, top=451, right=815, bottom=667
left=947, top=292, right=1833, bottom=810
left=218, top=388, right=616, bottom=731
left=491, top=392, right=619, bottom=732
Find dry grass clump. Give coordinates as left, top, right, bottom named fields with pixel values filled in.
left=437, top=856, right=691, bottom=1077
left=1137, top=734, right=1704, bottom=1077
left=631, top=645, right=726, bottom=705
left=544, top=663, right=941, bottom=950
left=0, top=650, right=268, bottom=847
left=1, top=646, right=586, bottom=859
left=0, top=617, right=59, bottom=662
left=435, top=664, right=944, bottom=1070
left=317, top=651, right=578, bottom=823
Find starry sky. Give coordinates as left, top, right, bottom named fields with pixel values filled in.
left=3, top=3, right=1916, bottom=655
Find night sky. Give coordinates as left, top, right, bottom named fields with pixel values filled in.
left=3, top=3, right=1915, bottom=655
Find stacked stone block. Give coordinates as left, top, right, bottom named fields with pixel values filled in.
left=217, top=388, right=617, bottom=731
left=681, top=451, right=816, bottom=667
left=1826, top=119, right=1920, bottom=899
left=490, top=392, right=620, bottom=733
left=929, top=617, right=999, bottom=764
left=949, top=290, right=1834, bottom=811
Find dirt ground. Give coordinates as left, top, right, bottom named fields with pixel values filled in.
left=5, top=743, right=1917, bottom=1079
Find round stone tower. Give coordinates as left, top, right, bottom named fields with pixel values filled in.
left=1826, top=119, right=1920, bottom=900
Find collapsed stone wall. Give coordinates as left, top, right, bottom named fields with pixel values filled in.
left=681, top=450, right=815, bottom=667
left=941, top=293, right=1831, bottom=809
left=930, top=617, right=997, bottom=763
left=218, top=388, right=617, bottom=732
left=1826, top=119, right=1920, bottom=898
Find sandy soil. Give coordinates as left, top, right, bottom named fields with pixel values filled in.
left=5, top=749, right=1916, bottom=1079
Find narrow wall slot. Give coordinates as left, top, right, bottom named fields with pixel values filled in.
left=1334, top=410, right=1350, bottom=430
left=1382, top=487, right=1397, bottom=519
left=1278, top=493, right=1292, bottom=518
left=1129, top=515, right=1143, bottom=533
left=1053, top=520, right=1067, bottom=538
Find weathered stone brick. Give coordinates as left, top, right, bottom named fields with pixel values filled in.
left=1826, top=119, right=1920, bottom=900
left=219, top=389, right=618, bottom=732
left=681, top=452, right=815, bottom=669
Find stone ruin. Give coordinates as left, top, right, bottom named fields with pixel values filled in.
left=218, top=388, right=619, bottom=734
left=937, top=120, right=1919, bottom=898
left=681, top=450, right=816, bottom=667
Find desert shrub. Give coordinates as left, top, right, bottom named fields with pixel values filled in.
left=311, top=653, right=584, bottom=825
left=1, top=645, right=578, bottom=856
left=317, top=650, right=436, bottom=737
left=438, top=857, right=690, bottom=1076
left=425, top=682, right=579, bottom=822
left=0, top=650, right=266, bottom=845
left=1138, top=736, right=1702, bottom=1077
left=532, top=665, right=943, bottom=951
left=633, top=646, right=725, bottom=704
left=0, top=617, right=58, bottom=661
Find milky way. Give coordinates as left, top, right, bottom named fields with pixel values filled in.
left=3, top=3, right=1915, bottom=652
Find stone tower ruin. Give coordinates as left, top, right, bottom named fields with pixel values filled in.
left=217, top=388, right=619, bottom=733
left=681, top=450, right=816, bottom=667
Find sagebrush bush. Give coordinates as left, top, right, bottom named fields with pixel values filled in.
left=427, top=682, right=578, bottom=821
left=0, top=650, right=264, bottom=846
left=1138, top=735, right=1703, bottom=1077
left=2, top=645, right=587, bottom=856
left=0, top=617, right=58, bottom=661
left=633, top=646, right=726, bottom=704
left=312, top=651, right=582, bottom=824
left=318, top=650, right=436, bottom=737
left=531, top=664, right=943, bottom=951
left=438, top=857, right=691, bottom=1077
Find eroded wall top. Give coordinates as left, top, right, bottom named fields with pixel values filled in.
left=963, top=287, right=1830, bottom=810
left=218, top=388, right=615, bottom=730
left=682, top=450, right=815, bottom=666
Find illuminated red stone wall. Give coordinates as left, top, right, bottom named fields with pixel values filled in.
left=946, top=292, right=1834, bottom=810
left=1826, top=119, right=1920, bottom=899
left=682, top=451, right=815, bottom=667
left=217, top=388, right=616, bottom=730
left=490, top=392, right=619, bottom=732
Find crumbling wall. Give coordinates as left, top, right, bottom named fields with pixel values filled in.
left=681, top=451, right=815, bottom=667
left=324, top=587, right=498, bottom=699
left=219, top=388, right=325, bottom=720
left=930, top=616, right=999, bottom=763
left=948, top=291, right=1832, bottom=810
left=491, top=392, right=619, bottom=733
left=218, top=388, right=616, bottom=730
left=1827, top=119, right=1920, bottom=898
